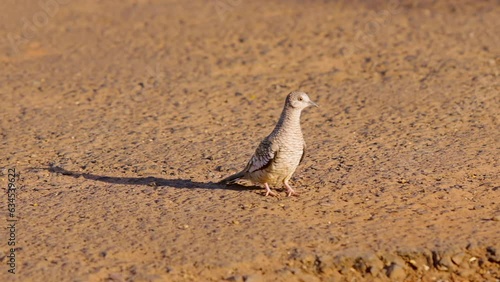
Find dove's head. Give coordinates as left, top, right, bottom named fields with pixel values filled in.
left=286, top=91, right=318, bottom=110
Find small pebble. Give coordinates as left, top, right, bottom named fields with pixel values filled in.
left=438, top=254, right=454, bottom=270
left=243, top=274, right=264, bottom=282
left=225, top=275, right=243, bottom=282
left=452, top=252, right=466, bottom=265
left=386, top=263, right=406, bottom=280
left=108, top=273, right=124, bottom=281
left=458, top=269, right=476, bottom=277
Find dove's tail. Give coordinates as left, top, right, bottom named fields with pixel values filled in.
left=218, top=171, right=245, bottom=184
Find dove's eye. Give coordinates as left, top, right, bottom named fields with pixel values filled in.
left=298, top=97, right=303, bottom=101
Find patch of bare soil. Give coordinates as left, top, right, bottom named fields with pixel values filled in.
left=0, top=0, right=499, bottom=281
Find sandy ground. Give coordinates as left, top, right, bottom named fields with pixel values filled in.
left=0, top=0, right=499, bottom=281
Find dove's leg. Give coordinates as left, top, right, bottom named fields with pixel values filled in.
left=284, top=181, right=298, bottom=197
left=264, top=183, right=277, bottom=197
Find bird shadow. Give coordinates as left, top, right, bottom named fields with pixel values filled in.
left=45, top=165, right=261, bottom=192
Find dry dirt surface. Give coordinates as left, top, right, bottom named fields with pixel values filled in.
left=1, top=0, right=499, bottom=281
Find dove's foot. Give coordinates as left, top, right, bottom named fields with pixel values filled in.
left=264, top=183, right=278, bottom=197
left=284, top=182, right=299, bottom=197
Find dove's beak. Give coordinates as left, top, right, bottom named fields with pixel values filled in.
left=309, top=100, right=319, bottom=107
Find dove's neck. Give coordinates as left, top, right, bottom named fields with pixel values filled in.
left=273, top=106, right=302, bottom=135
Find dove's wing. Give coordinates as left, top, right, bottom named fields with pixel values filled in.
left=244, top=138, right=279, bottom=173
left=299, top=143, right=306, bottom=165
